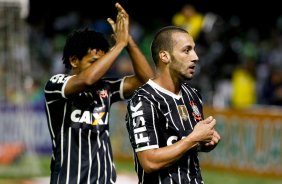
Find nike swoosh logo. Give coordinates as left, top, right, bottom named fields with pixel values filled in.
left=164, top=110, right=172, bottom=116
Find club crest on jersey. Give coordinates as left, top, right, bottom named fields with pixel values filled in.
left=177, top=105, right=188, bottom=121
left=97, top=89, right=108, bottom=98
left=190, top=101, right=202, bottom=121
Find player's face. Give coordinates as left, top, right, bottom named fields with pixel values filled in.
left=78, top=49, right=106, bottom=72
left=169, top=32, right=199, bottom=80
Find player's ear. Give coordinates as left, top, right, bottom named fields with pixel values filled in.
left=69, top=56, right=79, bottom=68
left=159, top=50, right=171, bottom=64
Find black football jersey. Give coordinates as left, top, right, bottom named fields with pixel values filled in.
left=126, top=80, right=204, bottom=184
left=44, top=74, right=124, bottom=184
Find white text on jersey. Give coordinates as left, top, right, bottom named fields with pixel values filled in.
left=130, top=102, right=149, bottom=144
left=50, top=74, right=68, bottom=83
left=71, top=109, right=107, bottom=125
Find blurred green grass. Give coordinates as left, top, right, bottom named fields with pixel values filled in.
left=0, top=155, right=281, bottom=184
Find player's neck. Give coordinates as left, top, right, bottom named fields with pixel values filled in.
left=153, top=74, right=181, bottom=95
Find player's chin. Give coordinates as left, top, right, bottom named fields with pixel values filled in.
left=181, top=70, right=194, bottom=80
left=187, top=71, right=195, bottom=79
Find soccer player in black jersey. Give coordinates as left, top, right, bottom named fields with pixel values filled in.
left=126, top=26, right=221, bottom=184
left=44, top=3, right=154, bottom=184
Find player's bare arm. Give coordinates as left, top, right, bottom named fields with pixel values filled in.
left=64, top=3, right=129, bottom=98
left=136, top=116, right=216, bottom=173
left=122, top=35, right=154, bottom=98
left=108, top=3, right=154, bottom=98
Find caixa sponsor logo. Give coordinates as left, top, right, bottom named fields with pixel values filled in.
left=70, top=109, right=107, bottom=125
left=166, top=136, right=186, bottom=146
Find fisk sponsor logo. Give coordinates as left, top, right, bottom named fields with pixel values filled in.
left=71, top=109, right=107, bottom=125
left=130, top=101, right=149, bottom=144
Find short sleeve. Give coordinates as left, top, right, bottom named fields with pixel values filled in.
left=44, top=74, right=73, bottom=101
left=126, top=95, right=159, bottom=152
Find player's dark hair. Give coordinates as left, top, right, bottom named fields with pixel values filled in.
left=151, top=26, right=188, bottom=65
left=62, top=28, right=110, bottom=70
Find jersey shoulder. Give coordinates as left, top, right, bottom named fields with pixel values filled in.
left=45, top=74, right=71, bottom=90
left=130, top=83, right=154, bottom=101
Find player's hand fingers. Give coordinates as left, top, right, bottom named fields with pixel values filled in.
left=107, top=18, right=116, bottom=32
left=115, top=2, right=128, bottom=16
left=213, top=130, right=221, bottom=141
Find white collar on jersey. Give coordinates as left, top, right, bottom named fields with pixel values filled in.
left=147, top=79, right=182, bottom=100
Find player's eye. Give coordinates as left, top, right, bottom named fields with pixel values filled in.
left=184, top=49, right=190, bottom=54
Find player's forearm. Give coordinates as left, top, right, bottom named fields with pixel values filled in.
left=81, top=43, right=125, bottom=84
left=137, top=136, right=199, bottom=173
left=64, top=43, right=125, bottom=97
left=126, top=36, right=154, bottom=82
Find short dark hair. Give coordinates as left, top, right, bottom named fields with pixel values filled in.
left=150, top=26, right=188, bottom=65
left=62, top=28, right=110, bottom=70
